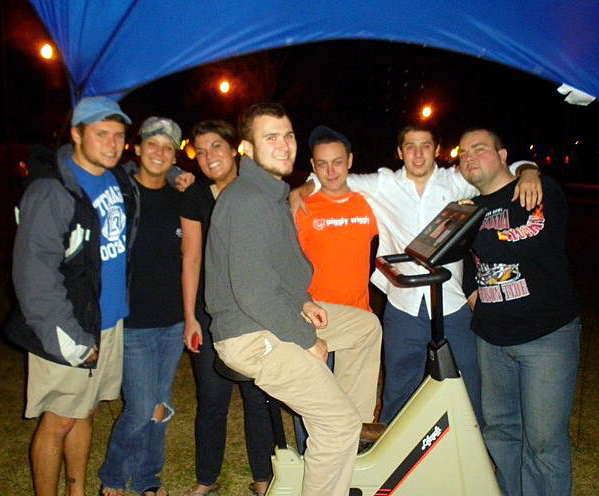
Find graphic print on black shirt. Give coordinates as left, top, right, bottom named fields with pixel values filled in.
left=475, top=205, right=545, bottom=304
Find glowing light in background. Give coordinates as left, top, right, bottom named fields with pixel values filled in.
left=184, top=142, right=196, bottom=160
left=420, top=105, right=432, bottom=119
left=40, top=43, right=53, bottom=59
left=238, top=143, right=245, bottom=155
left=18, top=161, right=29, bottom=177
left=450, top=146, right=459, bottom=158
left=219, top=80, right=230, bottom=93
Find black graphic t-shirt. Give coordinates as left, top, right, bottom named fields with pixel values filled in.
left=463, top=176, right=579, bottom=346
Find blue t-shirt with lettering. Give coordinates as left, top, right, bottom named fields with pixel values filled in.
left=69, top=158, right=128, bottom=329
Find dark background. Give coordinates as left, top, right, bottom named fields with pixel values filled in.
left=1, top=0, right=598, bottom=178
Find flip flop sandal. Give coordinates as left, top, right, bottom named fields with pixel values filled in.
left=248, top=481, right=269, bottom=496
left=99, top=487, right=125, bottom=496
left=184, top=482, right=220, bottom=495
left=142, top=487, right=168, bottom=496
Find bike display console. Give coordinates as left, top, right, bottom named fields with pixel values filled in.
left=406, top=201, right=486, bottom=267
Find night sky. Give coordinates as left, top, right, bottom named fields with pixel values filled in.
left=1, top=0, right=598, bottom=182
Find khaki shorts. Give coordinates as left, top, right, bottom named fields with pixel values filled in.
left=25, top=320, right=124, bottom=419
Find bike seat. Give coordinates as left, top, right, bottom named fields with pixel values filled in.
left=214, top=355, right=253, bottom=382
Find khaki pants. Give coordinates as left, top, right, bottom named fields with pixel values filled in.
left=26, top=321, right=124, bottom=419
left=214, top=303, right=381, bottom=496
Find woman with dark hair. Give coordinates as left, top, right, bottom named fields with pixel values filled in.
left=180, top=120, right=274, bottom=496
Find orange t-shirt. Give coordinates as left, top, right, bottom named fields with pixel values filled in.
left=296, top=192, right=378, bottom=311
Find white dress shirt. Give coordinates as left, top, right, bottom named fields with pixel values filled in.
left=309, top=162, right=527, bottom=318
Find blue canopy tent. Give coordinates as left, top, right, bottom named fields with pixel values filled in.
left=30, top=0, right=598, bottom=104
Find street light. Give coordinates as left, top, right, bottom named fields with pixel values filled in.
left=420, top=105, right=433, bottom=119
left=40, top=43, right=54, bottom=60
left=219, top=80, right=230, bottom=94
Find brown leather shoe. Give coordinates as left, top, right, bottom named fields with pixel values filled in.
left=360, top=422, right=386, bottom=442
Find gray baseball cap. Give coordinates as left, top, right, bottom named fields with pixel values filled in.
left=71, top=96, right=131, bottom=126
left=139, top=116, right=182, bottom=149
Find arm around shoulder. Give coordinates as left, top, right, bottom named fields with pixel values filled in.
left=510, top=161, right=543, bottom=209
left=346, top=169, right=383, bottom=196
left=289, top=179, right=315, bottom=220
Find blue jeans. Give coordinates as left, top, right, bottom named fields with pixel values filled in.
left=99, top=322, right=184, bottom=494
left=477, top=318, right=580, bottom=496
left=380, top=299, right=482, bottom=425
left=190, top=319, right=273, bottom=485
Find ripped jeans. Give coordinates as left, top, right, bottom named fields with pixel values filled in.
left=99, top=322, right=184, bottom=494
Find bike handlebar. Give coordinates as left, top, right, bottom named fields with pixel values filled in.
left=375, top=255, right=452, bottom=288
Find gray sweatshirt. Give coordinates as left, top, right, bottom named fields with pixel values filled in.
left=205, top=157, right=317, bottom=349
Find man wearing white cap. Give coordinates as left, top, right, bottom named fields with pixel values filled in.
left=10, top=96, right=134, bottom=496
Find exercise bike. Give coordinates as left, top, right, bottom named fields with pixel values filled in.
left=218, top=202, right=501, bottom=495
